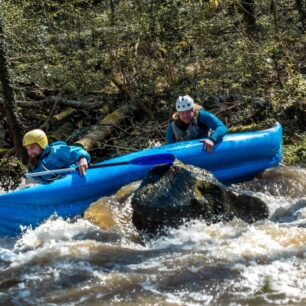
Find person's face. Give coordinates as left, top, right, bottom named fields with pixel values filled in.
left=25, top=143, right=42, bottom=159
left=178, top=109, right=194, bottom=124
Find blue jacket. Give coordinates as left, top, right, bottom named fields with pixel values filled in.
left=29, top=141, right=91, bottom=183
left=166, top=109, right=228, bottom=144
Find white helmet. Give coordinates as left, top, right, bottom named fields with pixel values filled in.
left=176, top=95, right=195, bottom=112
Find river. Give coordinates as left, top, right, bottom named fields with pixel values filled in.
left=0, top=165, right=305, bottom=306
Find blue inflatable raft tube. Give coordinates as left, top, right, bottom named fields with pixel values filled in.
left=0, top=122, right=282, bottom=236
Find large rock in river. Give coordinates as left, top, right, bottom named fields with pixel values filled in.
left=131, top=161, right=269, bottom=234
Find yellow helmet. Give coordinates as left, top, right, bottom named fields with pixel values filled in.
left=23, top=129, right=48, bottom=149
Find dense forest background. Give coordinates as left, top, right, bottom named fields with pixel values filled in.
left=0, top=0, right=305, bottom=172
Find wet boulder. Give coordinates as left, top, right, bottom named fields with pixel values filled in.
left=131, top=161, right=269, bottom=235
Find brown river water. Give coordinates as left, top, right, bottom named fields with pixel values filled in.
left=0, top=165, right=305, bottom=306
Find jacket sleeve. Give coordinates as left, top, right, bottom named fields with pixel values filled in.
left=166, top=123, right=176, bottom=144
left=55, top=145, right=91, bottom=165
left=198, top=110, right=228, bottom=143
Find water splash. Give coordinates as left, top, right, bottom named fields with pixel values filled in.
left=0, top=165, right=305, bottom=305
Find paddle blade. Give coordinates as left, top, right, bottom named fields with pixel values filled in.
left=130, top=153, right=175, bottom=166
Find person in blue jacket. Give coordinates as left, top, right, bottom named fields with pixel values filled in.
left=23, top=129, right=91, bottom=183
left=166, top=95, right=228, bottom=152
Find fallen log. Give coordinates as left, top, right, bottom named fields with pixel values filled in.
left=74, top=104, right=137, bottom=150
left=111, top=76, right=132, bottom=99
left=22, top=111, right=48, bottom=122
left=51, top=107, right=76, bottom=122
left=0, top=98, right=52, bottom=109
left=0, top=98, right=112, bottom=110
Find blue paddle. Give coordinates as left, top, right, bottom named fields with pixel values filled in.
left=25, top=153, right=175, bottom=178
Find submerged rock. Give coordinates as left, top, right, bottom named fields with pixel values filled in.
left=131, top=161, right=269, bottom=235
left=84, top=181, right=140, bottom=230
left=84, top=181, right=143, bottom=243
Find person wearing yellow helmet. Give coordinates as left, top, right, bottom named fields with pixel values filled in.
left=23, top=129, right=48, bottom=150
left=166, top=95, right=228, bottom=152
left=23, top=129, right=91, bottom=182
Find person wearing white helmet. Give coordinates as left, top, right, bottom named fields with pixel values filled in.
left=23, top=129, right=91, bottom=182
left=166, top=95, right=228, bottom=152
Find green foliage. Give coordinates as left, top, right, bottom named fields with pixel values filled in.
left=283, top=134, right=306, bottom=165
left=1, top=0, right=305, bottom=129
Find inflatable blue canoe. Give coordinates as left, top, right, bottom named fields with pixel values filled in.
left=0, top=123, right=282, bottom=236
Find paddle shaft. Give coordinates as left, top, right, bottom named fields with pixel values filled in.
left=25, top=153, right=175, bottom=178
left=25, top=162, right=133, bottom=178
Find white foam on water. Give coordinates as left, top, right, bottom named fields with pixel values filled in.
left=148, top=220, right=231, bottom=251
left=128, top=256, right=166, bottom=271
left=232, top=258, right=306, bottom=304
left=147, top=218, right=306, bottom=264
left=16, top=217, right=98, bottom=250
left=261, top=193, right=293, bottom=216
left=0, top=247, right=16, bottom=262
left=0, top=217, right=102, bottom=268
left=139, top=281, right=214, bottom=306
left=163, top=288, right=214, bottom=306
left=143, top=218, right=306, bottom=304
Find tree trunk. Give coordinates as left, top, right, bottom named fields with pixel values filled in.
left=241, top=0, right=256, bottom=34
left=0, top=10, right=24, bottom=158
left=295, top=0, right=306, bottom=31
left=270, top=0, right=278, bottom=30
left=110, top=0, right=115, bottom=25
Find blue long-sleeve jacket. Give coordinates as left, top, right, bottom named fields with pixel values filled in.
left=29, top=141, right=91, bottom=183
left=166, top=109, right=228, bottom=144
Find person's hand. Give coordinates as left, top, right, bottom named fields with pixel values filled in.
left=78, top=157, right=88, bottom=175
left=200, top=139, right=215, bottom=152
